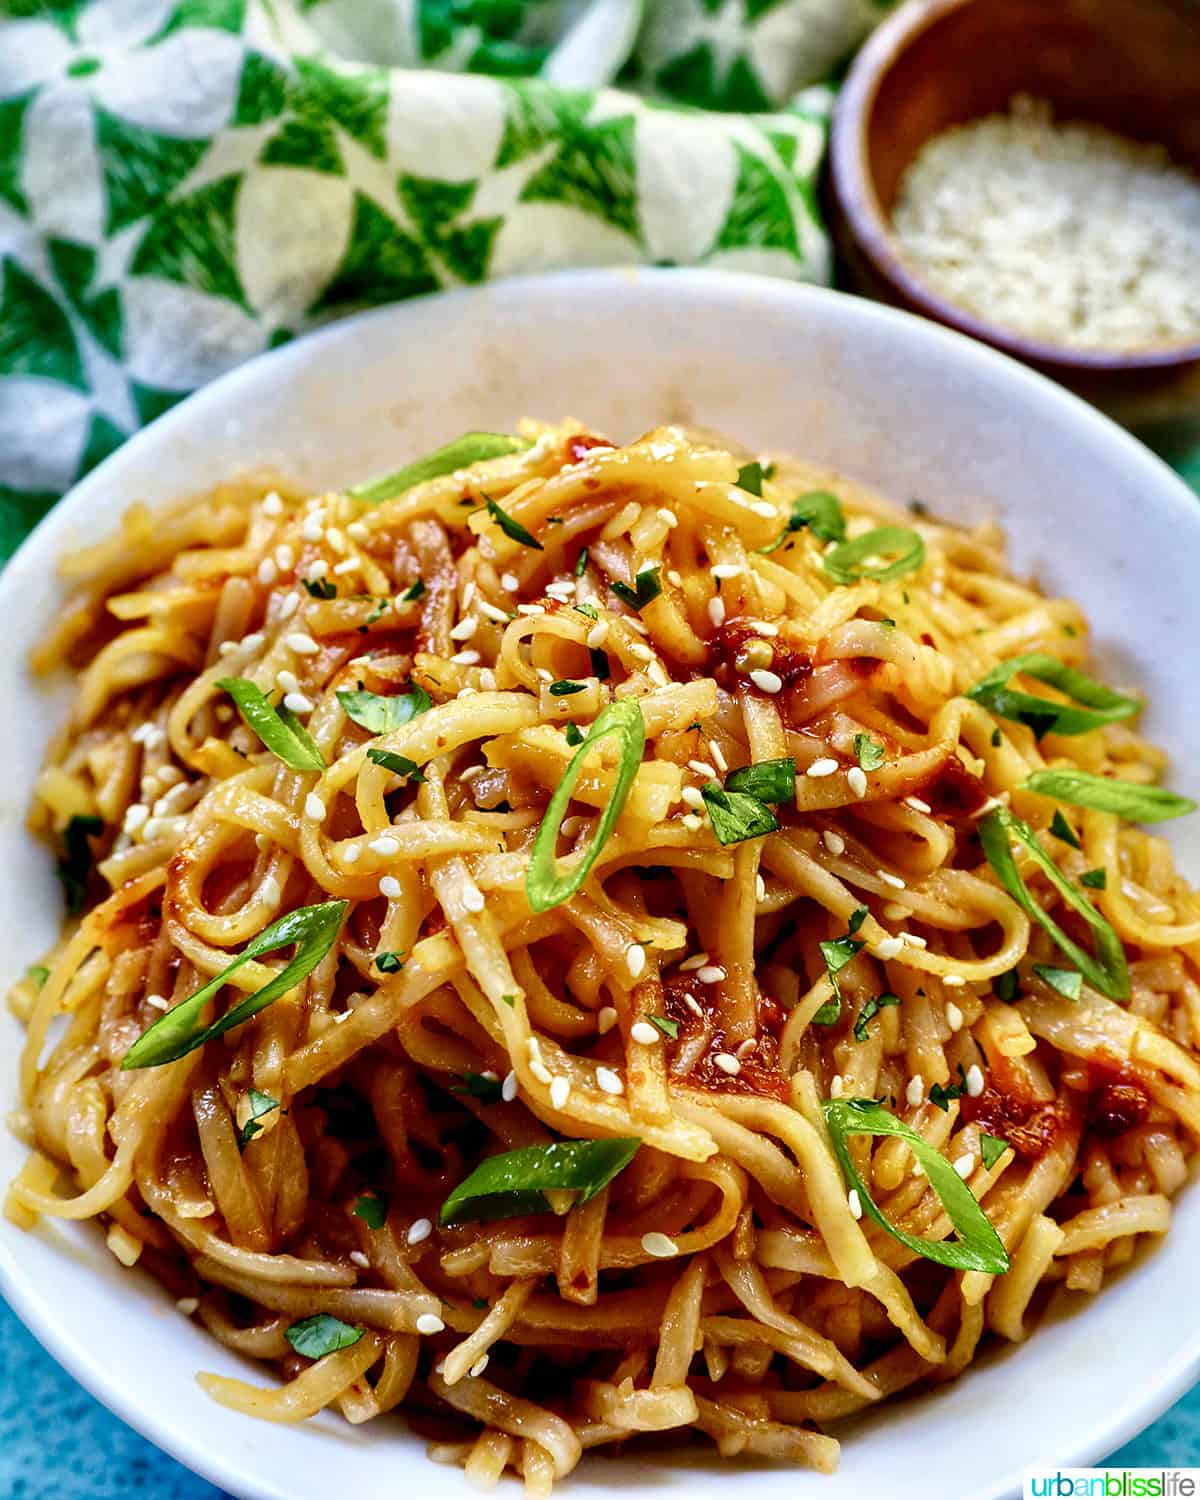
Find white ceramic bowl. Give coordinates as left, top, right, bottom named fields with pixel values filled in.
left=2, top=269, right=1199, bottom=1500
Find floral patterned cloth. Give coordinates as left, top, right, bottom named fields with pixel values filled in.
left=0, top=0, right=883, bottom=545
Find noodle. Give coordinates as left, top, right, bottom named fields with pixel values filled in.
left=7, top=419, right=1200, bottom=1488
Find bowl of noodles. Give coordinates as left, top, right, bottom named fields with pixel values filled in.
left=2, top=268, right=1199, bottom=1500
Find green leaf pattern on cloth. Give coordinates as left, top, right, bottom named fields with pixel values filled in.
left=0, top=0, right=861, bottom=546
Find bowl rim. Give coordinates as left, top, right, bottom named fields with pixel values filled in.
left=829, top=0, right=1200, bottom=374
left=3, top=266, right=1200, bottom=1500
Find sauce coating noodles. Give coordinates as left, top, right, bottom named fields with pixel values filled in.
left=8, top=421, right=1200, bottom=1489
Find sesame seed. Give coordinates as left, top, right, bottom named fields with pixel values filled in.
left=175, top=1297, right=200, bottom=1315
left=822, top=830, right=846, bottom=856
left=469, top=1355, right=489, bottom=1378
left=806, top=758, right=839, bottom=778
left=379, top=876, right=402, bottom=898
left=304, top=793, right=325, bottom=821
left=707, top=596, right=726, bottom=628
left=283, top=692, right=313, bottom=714
left=501, top=1070, right=518, bottom=1102
left=681, top=813, right=703, bottom=832
left=944, top=973, right=966, bottom=987
left=626, top=943, right=646, bottom=979
left=501, top=572, right=520, bottom=592
left=274, top=544, right=294, bottom=572
left=875, top=936, right=903, bottom=960
left=586, top=621, right=608, bottom=649
left=546, top=581, right=575, bottom=601
left=712, top=563, right=743, bottom=580
left=641, top=1231, right=678, bottom=1257
left=681, top=786, right=705, bottom=810
left=631, top=1020, right=660, bottom=1045
left=286, top=632, right=319, bottom=656
left=628, top=641, right=655, bottom=663
left=901, top=932, right=928, bottom=949
left=529, top=1058, right=553, bottom=1086
left=516, top=603, right=544, bottom=617
left=848, top=767, right=868, bottom=798
left=946, top=1001, right=964, bottom=1032
left=368, top=835, right=400, bottom=856
left=688, top=759, right=717, bottom=778
left=683, top=993, right=704, bottom=1018
left=879, top=870, right=907, bottom=890
left=145, top=993, right=169, bottom=1011
left=123, top=802, right=149, bottom=833
left=596, top=1066, right=624, bottom=1096
left=749, top=669, right=783, bottom=694
left=275, top=670, right=300, bottom=696
left=346, top=520, right=369, bottom=542
left=830, top=1073, right=844, bottom=1097
left=696, top=965, right=726, bottom=984
left=749, top=501, right=777, bottom=519
left=597, top=1006, right=618, bottom=1036
left=301, top=514, right=323, bottom=542
left=906, top=1075, right=925, bottom=1107
left=549, top=1076, right=571, bottom=1110
left=847, top=1188, right=863, bottom=1219
left=333, top=559, right=358, bottom=576
left=656, top=507, right=678, bottom=527
left=462, top=884, right=485, bottom=914
left=667, top=569, right=682, bottom=586
left=257, top=557, right=277, bottom=586
left=735, top=1038, right=757, bottom=1059
left=479, top=600, right=510, bottom=623
left=416, top=1313, right=445, bottom=1336
left=242, top=633, right=266, bottom=655
left=756, top=873, right=766, bottom=902
left=262, top=492, right=283, bottom=517
left=965, top=1064, right=985, bottom=1097
left=451, top=650, right=481, bottom=666
left=713, top=1052, right=741, bottom=1076
left=306, top=562, right=329, bottom=581
left=342, top=843, right=360, bottom=864
left=450, top=617, right=477, bottom=641
left=904, top=796, right=933, bottom=814
left=217, top=640, right=239, bottom=658
left=349, top=1250, right=369, bottom=1268
left=679, top=953, right=709, bottom=972
left=954, top=1154, right=975, bottom=1180
left=325, top=527, right=347, bottom=554
left=748, top=620, right=779, bottom=637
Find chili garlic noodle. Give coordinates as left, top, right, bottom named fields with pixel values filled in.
left=7, top=421, right=1200, bottom=1490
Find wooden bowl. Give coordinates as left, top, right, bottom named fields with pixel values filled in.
left=828, top=0, right=1200, bottom=443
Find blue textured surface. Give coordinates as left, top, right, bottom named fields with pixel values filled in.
left=1, top=1291, right=1197, bottom=1497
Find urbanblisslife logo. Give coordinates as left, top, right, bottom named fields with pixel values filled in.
left=1025, top=1471, right=1200, bottom=1498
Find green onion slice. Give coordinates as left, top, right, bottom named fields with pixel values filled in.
left=121, top=901, right=347, bottom=1069
left=813, top=905, right=867, bottom=1025
left=350, top=433, right=528, bottom=505
left=526, top=700, right=645, bottom=913
left=979, top=807, right=1128, bottom=999
left=758, top=491, right=845, bottom=554
left=700, top=782, right=779, bottom=846
left=725, top=757, right=796, bottom=804
left=1025, top=768, right=1195, bottom=823
left=980, top=1134, right=1008, bottom=1171
left=1049, top=809, right=1081, bottom=848
left=853, top=991, right=901, bottom=1042
left=1033, top=964, right=1082, bottom=1001
left=610, top=567, right=663, bottom=613
left=366, top=747, right=424, bottom=782
left=966, top=654, right=1138, bottom=739
left=549, top=679, right=586, bottom=697
left=338, top=683, right=431, bottom=734
left=237, top=1088, right=279, bottom=1149
left=823, top=527, right=925, bottom=585
left=853, top=733, right=885, bottom=772
left=57, top=813, right=102, bottom=916
left=352, top=1190, right=388, bottom=1228
left=440, top=1137, right=641, bottom=1226
left=452, top=1072, right=506, bottom=1102
left=822, top=1097, right=1010, bottom=1274
left=485, top=495, right=542, bottom=550
left=218, top=678, right=325, bottom=772
left=736, top=460, right=764, bottom=495
left=285, top=1314, right=363, bottom=1359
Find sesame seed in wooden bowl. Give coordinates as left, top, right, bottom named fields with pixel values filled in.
left=828, top=0, right=1200, bottom=444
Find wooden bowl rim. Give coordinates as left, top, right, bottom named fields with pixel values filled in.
left=829, top=0, right=1200, bottom=374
